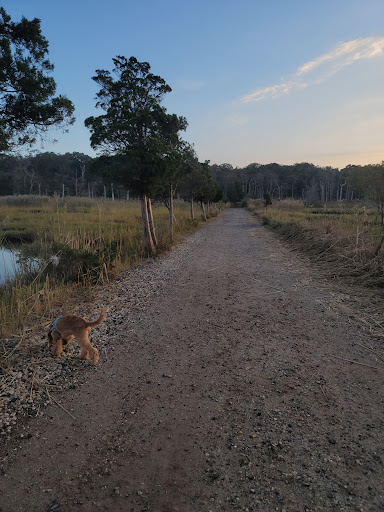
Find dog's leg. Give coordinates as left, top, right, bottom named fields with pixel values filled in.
left=90, top=347, right=99, bottom=365
left=85, top=346, right=99, bottom=365
left=79, top=345, right=88, bottom=359
left=52, top=338, right=64, bottom=356
left=47, top=330, right=54, bottom=353
left=62, top=334, right=74, bottom=346
left=79, top=344, right=99, bottom=364
left=84, top=327, right=98, bottom=364
left=77, top=334, right=99, bottom=365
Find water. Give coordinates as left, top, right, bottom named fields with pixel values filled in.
left=0, top=247, right=51, bottom=286
left=0, top=247, right=20, bottom=286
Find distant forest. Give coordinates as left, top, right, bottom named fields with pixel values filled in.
left=210, top=162, right=380, bottom=204
left=0, top=152, right=382, bottom=205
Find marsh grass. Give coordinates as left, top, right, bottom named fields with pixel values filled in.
left=248, top=199, right=384, bottom=288
left=0, top=196, right=211, bottom=337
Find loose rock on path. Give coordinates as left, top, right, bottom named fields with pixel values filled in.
left=0, top=208, right=383, bottom=511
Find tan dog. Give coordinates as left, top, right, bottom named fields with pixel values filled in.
left=48, top=308, right=108, bottom=364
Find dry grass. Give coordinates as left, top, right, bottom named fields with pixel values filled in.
left=0, top=196, right=217, bottom=338
left=248, top=199, right=384, bottom=289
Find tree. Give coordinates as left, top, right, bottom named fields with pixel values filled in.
left=348, top=163, right=384, bottom=224
left=226, top=180, right=243, bottom=203
left=155, top=141, right=197, bottom=242
left=182, top=160, right=218, bottom=221
left=70, top=152, right=92, bottom=196
left=85, top=56, right=187, bottom=252
left=0, top=153, right=18, bottom=194
left=180, top=156, right=206, bottom=219
left=0, top=8, right=75, bottom=152
left=263, top=192, right=272, bottom=208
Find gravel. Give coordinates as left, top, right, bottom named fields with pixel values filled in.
left=0, top=221, right=204, bottom=439
left=1, top=208, right=384, bottom=512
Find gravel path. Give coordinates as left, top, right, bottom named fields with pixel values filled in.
left=1, top=208, right=383, bottom=511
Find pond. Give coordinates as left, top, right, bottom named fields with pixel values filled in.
left=0, top=247, right=58, bottom=287
left=0, top=247, right=20, bottom=286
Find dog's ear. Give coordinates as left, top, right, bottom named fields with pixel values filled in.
left=47, top=330, right=53, bottom=345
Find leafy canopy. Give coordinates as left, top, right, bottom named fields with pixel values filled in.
left=85, top=56, right=187, bottom=196
left=0, top=8, right=75, bottom=152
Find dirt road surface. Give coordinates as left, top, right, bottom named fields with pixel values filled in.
left=1, top=208, right=383, bottom=511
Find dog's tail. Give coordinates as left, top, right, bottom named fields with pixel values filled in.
left=86, top=307, right=108, bottom=328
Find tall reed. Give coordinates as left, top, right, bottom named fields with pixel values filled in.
left=0, top=196, right=212, bottom=337
left=248, top=199, right=384, bottom=287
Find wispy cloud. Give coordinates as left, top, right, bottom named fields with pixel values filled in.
left=241, top=81, right=304, bottom=103
left=241, top=37, right=384, bottom=103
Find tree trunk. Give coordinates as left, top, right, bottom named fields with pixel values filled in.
left=29, top=172, right=35, bottom=194
left=147, top=197, right=158, bottom=247
left=374, top=234, right=384, bottom=257
left=169, top=184, right=174, bottom=243
left=380, top=203, right=384, bottom=226
left=141, top=195, right=156, bottom=253
left=190, top=199, right=194, bottom=219
left=75, top=169, right=78, bottom=196
left=200, top=202, right=207, bottom=221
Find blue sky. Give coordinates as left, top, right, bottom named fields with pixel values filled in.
left=3, top=0, right=384, bottom=168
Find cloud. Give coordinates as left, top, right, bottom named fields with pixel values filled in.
left=297, top=37, right=384, bottom=76
left=241, top=82, right=296, bottom=103
left=240, top=37, right=384, bottom=104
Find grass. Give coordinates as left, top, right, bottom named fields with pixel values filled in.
left=0, top=195, right=217, bottom=337
left=247, top=198, right=384, bottom=288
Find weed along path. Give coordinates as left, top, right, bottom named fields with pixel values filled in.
left=1, top=208, right=384, bottom=511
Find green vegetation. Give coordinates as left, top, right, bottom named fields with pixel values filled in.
left=85, top=56, right=188, bottom=253
left=248, top=199, right=384, bottom=288
left=0, top=8, right=74, bottom=152
left=0, top=195, right=218, bottom=337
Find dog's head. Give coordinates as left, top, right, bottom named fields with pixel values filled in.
left=48, top=328, right=69, bottom=347
left=47, top=329, right=54, bottom=348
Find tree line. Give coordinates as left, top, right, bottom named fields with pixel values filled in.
left=210, top=162, right=384, bottom=209
left=0, top=152, right=102, bottom=197
left=4, top=153, right=383, bottom=209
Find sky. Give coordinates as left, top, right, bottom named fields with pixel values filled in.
left=3, top=0, right=384, bottom=169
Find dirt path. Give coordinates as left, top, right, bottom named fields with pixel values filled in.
left=1, top=208, right=383, bottom=512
